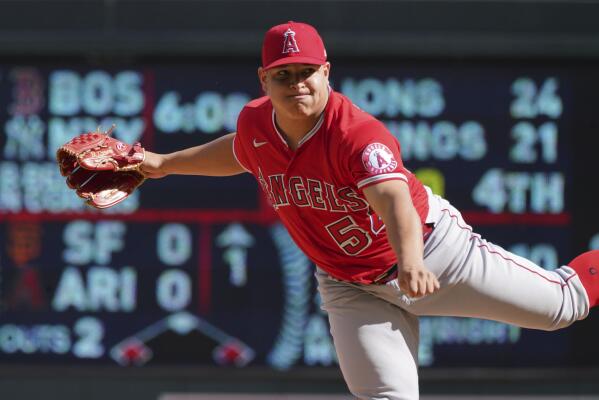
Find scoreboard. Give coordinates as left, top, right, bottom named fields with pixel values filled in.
left=0, top=60, right=598, bottom=370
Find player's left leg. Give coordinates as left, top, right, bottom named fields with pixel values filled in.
left=359, top=198, right=594, bottom=331
left=566, top=250, right=599, bottom=307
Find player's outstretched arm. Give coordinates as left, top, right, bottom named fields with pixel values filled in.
left=141, top=132, right=246, bottom=178
left=363, top=180, right=440, bottom=298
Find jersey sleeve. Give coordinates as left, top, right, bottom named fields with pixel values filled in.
left=232, top=133, right=252, bottom=173
left=345, top=119, right=409, bottom=190
left=232, top=107, right=253, bottom=173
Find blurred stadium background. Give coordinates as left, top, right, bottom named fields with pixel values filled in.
left=0, top=0, right=598, bottom=399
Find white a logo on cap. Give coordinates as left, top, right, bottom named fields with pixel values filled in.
left=282, top=28, right=300, bottom=54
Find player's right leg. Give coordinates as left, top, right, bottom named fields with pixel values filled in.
left=316, top=268, right=420, bottom=400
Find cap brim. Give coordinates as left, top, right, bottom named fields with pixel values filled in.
left=264, top=56, right=326, bottom=70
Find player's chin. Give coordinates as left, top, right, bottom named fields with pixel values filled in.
left=287, top=103, right=316, bottom=118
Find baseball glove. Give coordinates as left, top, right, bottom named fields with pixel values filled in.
left=56, top=126, right=146, bottom=209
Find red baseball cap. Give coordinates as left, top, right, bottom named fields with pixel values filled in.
left=262, top=21, right=327, bottom=70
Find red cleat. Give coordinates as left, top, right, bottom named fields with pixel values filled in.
left=568, top=250, right=599, bottom=308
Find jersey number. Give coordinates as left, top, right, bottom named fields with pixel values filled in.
left=325, top=216, right=372, bottom=256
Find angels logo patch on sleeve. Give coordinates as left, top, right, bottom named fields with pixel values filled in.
left=361, top=143, right=398, bottom=174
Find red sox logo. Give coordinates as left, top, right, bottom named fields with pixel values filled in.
left=282, top=28, right=300, bottom=54
left=361, top=143, right=398, bottom=174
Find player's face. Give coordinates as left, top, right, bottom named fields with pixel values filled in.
left=258, top=63, right=330, bottom=121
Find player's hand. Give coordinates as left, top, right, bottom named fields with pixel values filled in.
left=397, top=264, right=440, bottom=298
left=140, top=151, right=168, bottom=179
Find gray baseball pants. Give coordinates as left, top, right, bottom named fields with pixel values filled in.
left=316, top=196, right=590, bottom=400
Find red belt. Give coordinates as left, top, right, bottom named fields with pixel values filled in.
left=372, top=264, right=398, bottom=284
left=422, top=222, right=434, bottom=239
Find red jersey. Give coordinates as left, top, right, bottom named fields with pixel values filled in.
left=233, top=90, right=433, bottom=283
